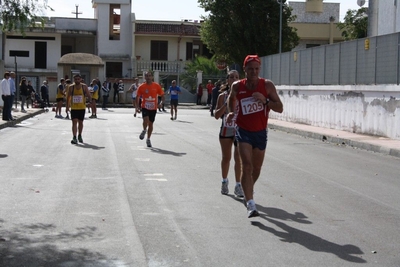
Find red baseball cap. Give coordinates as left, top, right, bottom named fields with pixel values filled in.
left=243, top=55, right=261, bottom=67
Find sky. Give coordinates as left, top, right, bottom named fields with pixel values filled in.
left=45, top=0, right=366, bottom=22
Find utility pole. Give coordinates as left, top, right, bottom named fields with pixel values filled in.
left=278, top=0, right=283, bottom=53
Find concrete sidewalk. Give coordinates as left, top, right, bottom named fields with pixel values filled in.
left=268, top=119, right=400, bottom=158
left=1, top=104, right=400, bottom=159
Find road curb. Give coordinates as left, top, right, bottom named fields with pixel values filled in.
left=0, top=109, right=46, bottom=130
left=268, top=123, right=400, bottom=159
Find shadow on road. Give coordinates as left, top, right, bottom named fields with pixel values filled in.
left=0, top=221, right=121, bottom=266
left=0, top=154, right=8, bottom=158
left=150, top=147, right=186, bottom=157
left=227, top=195, right=365, bottom=263
left=173, top=119, right=193, bottom=124
left=75, top=143, right=105, bottom=150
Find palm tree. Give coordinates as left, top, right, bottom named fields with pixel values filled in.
left=181, top=56, right=222, bottom=93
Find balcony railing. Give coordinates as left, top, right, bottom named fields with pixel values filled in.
left=135, top=60, right=188, bottom=75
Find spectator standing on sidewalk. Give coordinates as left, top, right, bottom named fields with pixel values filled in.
left=127, top=78, right=139, bottom=116
left=101, top=81, right=110, bottom=110
left=226, top=55, right=283, bottom=218
left=196, top=83, right=203, bottom=105
left=19, top=77, right=28, bottom=113
left=168, top=80, right=181, bottom=120
left=210, top=80, right=221, bottom=117
left=206, top=80, right=213, bottom=106
left=136, top=71, right=165, bottom=148
left=41, top=80, right=50, bottom=107
left=214, top=70, right=243, bottom=197
left=1, top=72, right=12, bottom=121
left=64, top=79, right=72, bottom=119
left=89, top=79, right=99, bottom=118
left=9, top=72, right=16, bottom=119
left=26, top=80, right=35, bottom=109
left=113, top=78, right=119, bottom=103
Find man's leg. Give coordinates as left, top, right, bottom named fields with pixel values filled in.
left=142, top=116, right=149, bottom=131
left=238, top=142, right=254, bottom=201
left=78, top=120, right=84, bottom=135
left=147, top=121, right=154, bottom=139
left=174, top=105, right=178, bottom=119
left=251, top=148, right=266, bottom=185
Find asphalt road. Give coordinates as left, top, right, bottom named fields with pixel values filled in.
left=0, top=108, right=399, bottom=267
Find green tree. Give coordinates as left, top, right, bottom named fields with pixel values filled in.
left=180, top=56, right=222, bottom=92
left=337, top=7, right=368, bottom=41
left=198, top=0, right=299, bottom=65
left=0, top=0, right=53, bottom=33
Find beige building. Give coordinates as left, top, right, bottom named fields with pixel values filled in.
left=289, top=0, right=344, bottom=50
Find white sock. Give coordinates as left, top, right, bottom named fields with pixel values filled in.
left=236, top=182, right=241, bottom=186
left=222, top=178, right=228, bottom=183
left=247, top=199, right=255, bottom=206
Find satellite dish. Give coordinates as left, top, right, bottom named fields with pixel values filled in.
left=357, top=0, right=366, bottom=7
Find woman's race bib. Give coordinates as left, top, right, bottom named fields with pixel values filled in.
left=223, top=115, right=236, bottom=128
left=240, top=97, right=264, bottom=115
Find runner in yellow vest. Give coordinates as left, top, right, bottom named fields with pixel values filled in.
left=65, top=74, right=91, bottom=144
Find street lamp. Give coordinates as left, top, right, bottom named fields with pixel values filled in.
left=278, top=0, right=283, bottom=53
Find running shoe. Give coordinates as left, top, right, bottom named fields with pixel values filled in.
left=234, top=184, right=244, bottom=198
left=71, top=137, right=78, bottom=144
left=65, top=115, right=70, bottom=120
left=174, top=115, right=177, bottom=120
left=146, top=139, right=152, bottom=147
left=139, top=130, right=146, bottom=140
left=78, top=135, right=83, bottom=143
left=89, top=114, right=95, bottom=118
left=247, top=201, right=260, bottom=218
left=170, top=117, right=173, bottom=120
left=58, top=115, right=64, bottom=119
left=221, top=179, right=229, bottom=195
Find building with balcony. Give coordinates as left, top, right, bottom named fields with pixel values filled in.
left=289, top=0, right=343, bottom=50
left=0, top=0, right=207, bottom=101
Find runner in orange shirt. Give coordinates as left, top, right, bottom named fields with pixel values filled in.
left=136, top=71, right=165, bottom=147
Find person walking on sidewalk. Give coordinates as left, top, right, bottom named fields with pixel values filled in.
left=66, top=74, right=91, bottom=144
left=226, top=55, right=283, bottom=218
left=55, top=78, right=66, bottom=118
left=214, top=70, right=243, bottom=197
left=168, top=80, right=181, bottom=120
left=136, top=71, right=165, bottom=148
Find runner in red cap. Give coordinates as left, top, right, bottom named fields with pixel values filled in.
left=226, top=54, right=283, bottom=218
